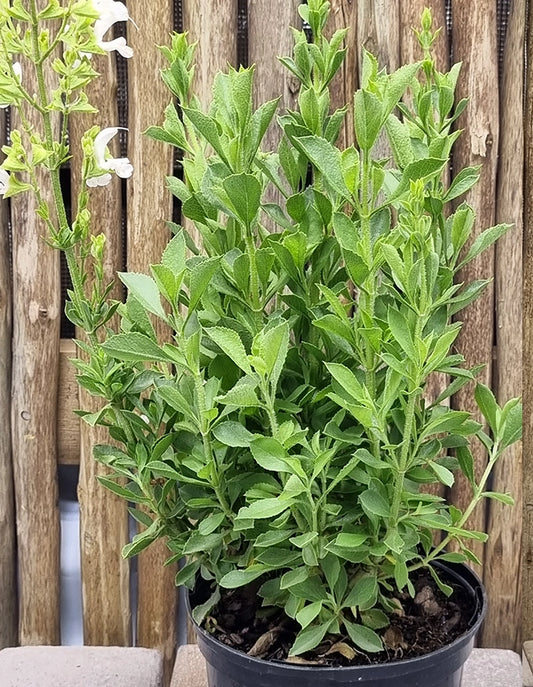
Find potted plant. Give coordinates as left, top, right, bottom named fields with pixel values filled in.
left=0, top=1, right=521, bottom=686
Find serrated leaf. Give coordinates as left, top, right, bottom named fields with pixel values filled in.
left=354, top=89, right=382, bottom=152
left=237, top=498, right=291, bottom=520
left=294, top=135, right=350, bottom=198
left=222, top=173, right=262, bottom=226
left=359, top=488, right=390, bottom=518
left=101, top=333, right=171, bottom=363
left=189, top=257, right=220, bottom=311
left=119, top=272, right=167, bottom=320
left=459, top=223, right=512, bottom=268
left=213, top=421, right=255, bottom=447
left=206, top=327, right=252, bottom=374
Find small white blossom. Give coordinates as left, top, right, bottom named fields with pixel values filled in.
left=86, top=173, right=112, bottom=188
left=93, top=0, right=134, bottom=58
left=86, top=127, right=133, bottom=187
left=0, top=169, right=9, bottom=195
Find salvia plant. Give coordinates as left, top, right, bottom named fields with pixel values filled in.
left=1, top=0, right=522, bottom=657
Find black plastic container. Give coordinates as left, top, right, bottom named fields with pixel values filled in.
left=189, top=562, right=486, bottom=687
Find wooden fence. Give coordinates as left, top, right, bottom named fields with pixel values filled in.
left=0, top=0, right=528, bottom=683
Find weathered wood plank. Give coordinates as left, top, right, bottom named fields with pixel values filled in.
left=481, top=0, right=524, bottom=651
left=400, top=0, right=448, bottom=69
left=57, top=340, right=80, bottom=466
left=248, top=0, right=300, bottom=151
left=10, top=30, right=61, bottom=643
left=449, top=0, right=499, bottom=572
left=326, top=0, right=358, bottom=152
left=183, top=0, right=237, bottom=111
left=357, top=0, right=399, bottom=160
left=248, top=0, right=300, bottom=225
left=69, top=50, right=131, bottom=646
left=0, top=107, right=17, bottom=648
left=522, top=0, right=533, bottom=647
left=128, top=2, right=177, bottom=682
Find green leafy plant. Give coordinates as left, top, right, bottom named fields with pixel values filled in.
left=1, top=0, right=521, bottom=658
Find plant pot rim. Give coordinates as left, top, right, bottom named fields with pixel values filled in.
left=188, top=560, right=487, bottom=675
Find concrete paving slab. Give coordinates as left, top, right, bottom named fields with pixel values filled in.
left=170, top=645, right=522, bottom=687
left=0, top=646, right=164, bottom=687
left=462, top=648, right=522, bottom=686
left=523, top=640, right=533, bottom=686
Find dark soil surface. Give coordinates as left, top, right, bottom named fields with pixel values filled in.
left=192, top=567, right=479, bottom=667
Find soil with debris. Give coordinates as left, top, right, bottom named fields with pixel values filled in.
left=192, top=567, right=479, bottom=667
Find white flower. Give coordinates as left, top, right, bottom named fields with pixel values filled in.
left=86, top=173, right=112, bottom=188
left=0, top=169, right=9, bottom=195
left=93, top=0, right=134, bottom=58
left=86, top=127, right=133, bottom=187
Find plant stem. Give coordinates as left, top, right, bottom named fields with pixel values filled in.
left=245, top=232, right=262, bottom=332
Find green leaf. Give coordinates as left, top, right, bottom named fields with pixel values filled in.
left=101, top=333, right=171, bottom=363
left=429, top=461, right=455, bottom=487
left=420, top=411, right=471, bottom=440
left=290, top=532, right=318, bottom=548
left=250, top=437, right=306, bottom=479
left=481, top=491, right=515, bottom=506
left=474, top=383, right=499, bottom=433
left=217, top=380, right=262, bottom=407
left=198, top=512, right=226, bottom=535
left=222, top=173, right=262, bottom=226
left=344, top=619, right=383, bottom=652
left=383, top=62, right=420, bottom=119
left=332, top=212, right=358, bottom=252
left=326, top=362, right=367, bottom=404
left=459, top=224, right=512, bottom=268
left=280, top=567, right=309, bottom=589
left=294, top=135, right=350, bottom=198
left=206, top=327, right=252, bottom=374
left=122, top=519, right=163, bottom=558
left=333, top=532, right=368, bottom=549
left=289, top=621, right=332, bottom=656
left=296, top=601, right=323, bottom=629
left=444, top=166, right=481, bottom=202
left=388, top=308, right=416, bottom=361
left=189, top=257, right=220, bottom=311
left=359, top=488, right=390, bottom=518
left=191, top=587, right=221, bottom=626
left=387, top=158, right=447, bottom=203
left=182, top=107, right=230, bottom=167
left=260, top=321, right=289, bottom=390
left=220, top=565, right=272, bottom=588
left=354, top=89, right=382, bottom=151
left=237, top=498, right=291, bottom=520
left=213, top=421, right=255, bottom=447
left=119, top=272, right=167, bottom=320
left=500, top=402, right=522, bottom=448
left=344, top=574, right=377, bottom=608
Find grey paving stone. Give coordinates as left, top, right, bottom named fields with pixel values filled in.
left=170, top=645, right=522, bottom=687
left=0, top=645, right=164, bottom=687
left=522, top=641, right=533, bottom=687
left=461, top=648, right=522, bottom=687
left=170, top=645, right=207, bottom=687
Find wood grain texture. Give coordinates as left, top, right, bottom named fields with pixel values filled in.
left=57, top=340, right=80, bottom=465
left=357, top=1, right=400, bottom=162
left=480, top=0, right=524, bottom=651
left=183, top=0, right=238, bottom=110
left=248, top=0, right=300, bottom=149
left=10, top=36, right=61, bottom=643
left=326, top=0, right=357, bottom=152
left=399, top=0, right=448, bottom=68
left=248, top=0, right=300, bottom=225
left=448, top=0, right=499, bottom=572
left=69, top=51, right=131, bottom=646
left=128, top=3, right=177, bottom=682
left=523, top=0, right=533, bottom=646
left=0, top=108, right=17, bottom=648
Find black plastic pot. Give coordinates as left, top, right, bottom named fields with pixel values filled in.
left=189, top=561, right=486, bottom=687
